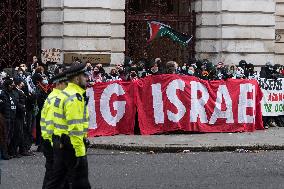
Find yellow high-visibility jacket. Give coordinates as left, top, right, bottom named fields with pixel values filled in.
left=40, top=88, right=62, bottom=143
left=53, top=83, right=89, bottom=157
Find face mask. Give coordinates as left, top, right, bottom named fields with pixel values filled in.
left=151, top=68, right=158, bottom=73
left=188, top=70, right=194, bottom=75
left=42, top=79, right=48, bottom=85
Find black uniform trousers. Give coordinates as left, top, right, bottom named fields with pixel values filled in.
left=7, top=119, right=15, bottom=156
left=36, top=113, right=42, bottom=146
left=0, top=114, right=9, bottom=158
left=45, top=135, right=91, bottom=189
left=10, top=116, right=24, bottom=156
left=25, top=110, right=35, bottom=150
left=42, top=139, right=54, bottom=189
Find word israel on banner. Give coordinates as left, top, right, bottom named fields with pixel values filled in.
left=258, top=78, right=284, bottom=116
left=87, top=75, right=263, bottom=137
left=136, top=75, right=263, bottom=135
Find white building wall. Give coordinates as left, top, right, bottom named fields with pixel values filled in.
left=194, top=0, right=276, bottom=66
left=42, top=0, right=278, bottom=66
left=276, top=0, right=284, bottom=64
left=41, top=0, right=126, bottom=65
left=41, top=0, right=63, bottom=49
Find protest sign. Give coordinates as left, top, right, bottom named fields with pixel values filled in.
left=259, top=78, right=284, bottom=116
left=41, top=48, right=61, bottom=63
left=64, top=53, right=111, bottom=64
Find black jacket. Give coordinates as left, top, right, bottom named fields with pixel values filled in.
left=0, top=88, right=17, bottom=125
left=13, top=88, right=26, bottom=118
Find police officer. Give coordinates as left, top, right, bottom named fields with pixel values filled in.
left=0, top=77, right=17, bottom=159
left=46, top=63, right=90, bottom=189
left=41, top=72, right=68, bottom=189
left=12, top=79, right=27, bottom=157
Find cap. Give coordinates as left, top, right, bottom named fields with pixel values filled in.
left=51, top=72, right=68, bottom=84
left=65, top=63, right=90, bottom=78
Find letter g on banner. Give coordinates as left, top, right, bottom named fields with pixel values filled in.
left=100, top=83, right=126, bottom=126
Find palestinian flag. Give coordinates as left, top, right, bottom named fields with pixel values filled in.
left=147, top=21, right=193, bottom=46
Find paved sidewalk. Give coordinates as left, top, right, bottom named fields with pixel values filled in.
left=89, top=127, right=284, bottom=152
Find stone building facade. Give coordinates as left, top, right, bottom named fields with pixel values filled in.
left=41, top=0, right=283, bottom=66
left=41, top=0, right=125, bottom=65
left=195, top=0, right=275, bottom=66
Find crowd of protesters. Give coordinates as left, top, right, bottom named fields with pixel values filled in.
left=0, top=56, right=64, bottom=160
left=1, top=55, right=284, bottom=160
left=85, top=58, right=284, bottom=83
left=84, top=57, right=284, bottom=130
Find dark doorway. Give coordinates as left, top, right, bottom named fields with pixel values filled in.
left=0, top=0, right=40, bottom=69
left=125, top=0, right=195, bottom=64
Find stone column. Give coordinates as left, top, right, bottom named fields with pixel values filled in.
left=41, top=0, right=126, bottom=65
left=275, top=0, right=284, bottom=64
left=62, top=0, right=112, bottom=63
left=194, top=0, right=275, bottom=66
left=41, top=0, right=63, bottom=49
left=110, top=0, right=126, bottom=65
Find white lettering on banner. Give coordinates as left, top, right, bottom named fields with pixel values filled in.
left=100, top=83, right=126, bottom=127
left=209, top=85, right=234, bottom=124
left=166, top=79, right=186, bottom=123
left=151, top=83, right=165, bottom=124
left=238, top=84, right=256, bottom=123
left=190, top=81, right=209, bottom=123
left=86, top=88, right=97, bottom=129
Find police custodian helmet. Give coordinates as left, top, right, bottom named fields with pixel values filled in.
left=50, top=71, right=68, bottom=84
left=65, top=63, right=90, bottom=78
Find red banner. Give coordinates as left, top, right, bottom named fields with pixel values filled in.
left=88, top=81, right=136, bottom=137
left=88, top=75, right=264, bottom=137
left=136, top=75, right=263, bottom=134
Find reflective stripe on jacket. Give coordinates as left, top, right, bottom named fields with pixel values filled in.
left=40, top=88, right=62, bottom=143
left=53, top=83, right=89, bottom=157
